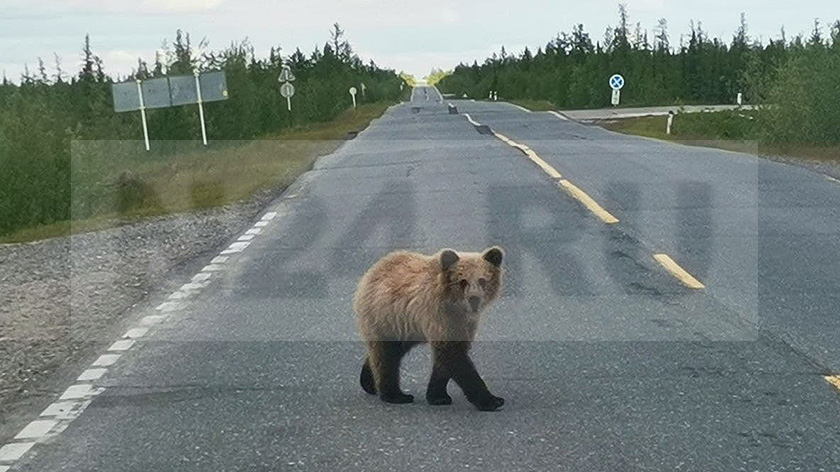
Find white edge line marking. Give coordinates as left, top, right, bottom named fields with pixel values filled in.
left=40, top=401, right=80, bottom=418
left=59, top=384, right=98, bottom=400
left=179, top=282, right=207, bottom=292
left=0, top=204, right=294, bottom=467
left=549, top=111, right=569, bottom=120
left=141, top=315, right=165, bottom=325
left=92, top=354, right=121, bottom=367
left=77, top=368, right=107, bottom=381
left=123, top=327, right=149, bottom=339
left=14, top=420, right=58, bottom=440
left=0, top=442, right=36, bottom=461
left=167, top=291, right=190, bottom=300
left=156, top=301, right=184, bottom=312
left=509, top=102, right=531, bottom=113
left=826, top=175, right=839, bottom=183
left=463, top=113, right=480, bottom=127
left=108, top=339, right=135, bottom=352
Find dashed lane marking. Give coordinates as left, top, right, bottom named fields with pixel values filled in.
left=123, top=327, right=149, bottom=339
left=58, top=384, right=101, bottom=401
left=108, top=339, right=135, bottom=352
left=653, top=254, right=706, bottom=289
left=557, top=179, right=620, bottom=224
left=0, top=443, right=35, bottom=462
left=91, top=354, right=121, bottom=367
left=491, top=126, right=616, bottom=223
left=0, top=175, right=288, bottom=471
left=14, top=420, right=58, bottom=440
left=77, top=368, right=107, bottom=381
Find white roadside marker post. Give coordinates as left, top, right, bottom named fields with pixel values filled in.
left=666, top=111, right=674, bottom=135
left=136, top=79, right=150, bottom=151
left=194, top=71, right=208, bottom=146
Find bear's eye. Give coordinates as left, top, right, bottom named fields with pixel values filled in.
left=478, top=278, right=487, bottom=289
left=459, top=279, right=469, bottom=290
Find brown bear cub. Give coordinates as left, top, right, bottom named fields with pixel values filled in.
left=354, top=247, right=505, bottom=411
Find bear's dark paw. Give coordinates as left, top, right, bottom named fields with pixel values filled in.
left=360, top=363, right=377, bottom=395
left=426, top=393, right=453, bottom=406
left=360, top=375, right=377, bottom=395
left=380, top=392, right=415, bottom=404
left=474, top=395, right=505, bottom=412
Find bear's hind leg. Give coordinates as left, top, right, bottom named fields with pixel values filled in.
left=431, top=342, right=504, bottom=411
left=360, top=357, right=377, bottom=395
left=371, top=341, right=414, bottom=404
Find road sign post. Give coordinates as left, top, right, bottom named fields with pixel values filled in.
left=609, top=74, right=624, bottom=107
left=349, top=86, right=357, bottom=108
left=136, top=80, right=150, bottom=151
left=280, top=82, right=295, bottom=111
left=114, top=71, right=228, bottom=150
left=278, top=64, right=296, bottom=112
left=194, top=71, right=208, bottom=146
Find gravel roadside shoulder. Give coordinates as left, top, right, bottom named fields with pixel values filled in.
left=0, top=185, right=288, bottom=443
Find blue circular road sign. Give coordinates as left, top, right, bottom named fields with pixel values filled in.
left=609, top=74, right=625, bottom=90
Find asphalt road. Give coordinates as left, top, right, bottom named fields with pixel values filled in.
left=7, top=87, right=840, bottom=471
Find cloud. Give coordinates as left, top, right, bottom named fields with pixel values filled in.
left=5, top=0, right=227, bottom=16
left=141, top=0, right=227, bottom=13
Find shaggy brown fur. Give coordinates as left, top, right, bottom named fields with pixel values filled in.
left=353, top=247, right=505, bottom=411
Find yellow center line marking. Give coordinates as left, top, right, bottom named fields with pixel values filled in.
left=653, top=254, right=706, bottom=289
left=826, top=375, right=840, bottom=392
left=527, top=151, right=563, bottom=179
left=494, top=132, right=618, bottom=223
left=557, top=180, right=620, bottom=224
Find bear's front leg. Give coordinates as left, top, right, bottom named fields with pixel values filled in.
left=432, top=342, right=504, bottom=411
left=426, top=364, right=452, bottom=405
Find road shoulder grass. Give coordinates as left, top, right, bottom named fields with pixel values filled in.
left=1, top=102, right=395, bottom=244
left=597, top=112, right=840, bottom=176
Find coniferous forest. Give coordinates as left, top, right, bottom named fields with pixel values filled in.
left=0, top=25, right=404, bottom=237
left=438, top=7, right=840, bottom=146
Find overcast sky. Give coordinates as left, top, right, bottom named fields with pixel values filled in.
left=1, top=1, right=838, bottom=82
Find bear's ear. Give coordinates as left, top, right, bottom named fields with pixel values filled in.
left=483, top=246, right=504, bottom=267
left=440, top=249, right=460, bottom=271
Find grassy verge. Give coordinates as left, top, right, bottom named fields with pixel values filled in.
left=506, top=99, right=557, bottom=112
left=1, top=102, right=394, bottom=244
left=598, top=110, right=840, bottom=164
